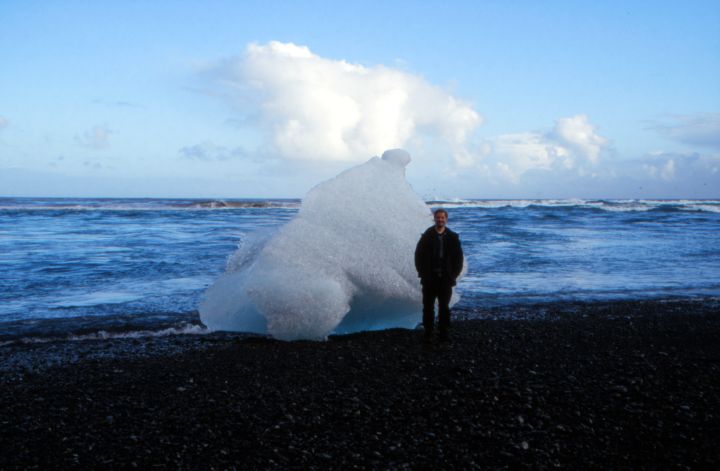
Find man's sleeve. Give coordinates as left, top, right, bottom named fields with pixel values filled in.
left=414, top=236, right=424, bottom=277
left=453, top=235, right=464, bottom=279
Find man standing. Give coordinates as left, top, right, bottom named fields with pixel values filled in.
left=414, top=208, right=464, bottom=343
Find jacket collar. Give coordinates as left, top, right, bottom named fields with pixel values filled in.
left=425, top=225, right=454, bottom=236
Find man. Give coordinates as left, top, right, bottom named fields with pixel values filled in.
left=414, top=208, right=464, bottom=342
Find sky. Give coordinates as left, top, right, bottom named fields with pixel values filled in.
left=1, top=0, right=719, bottom=199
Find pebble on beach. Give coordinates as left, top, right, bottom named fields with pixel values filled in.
left=0, top=299, right=718, bottom=469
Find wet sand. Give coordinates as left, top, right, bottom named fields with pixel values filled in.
left=1, top=299, right=719, bottom=469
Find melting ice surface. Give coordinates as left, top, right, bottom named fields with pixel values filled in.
left=200, top=149, right=461, bottom=340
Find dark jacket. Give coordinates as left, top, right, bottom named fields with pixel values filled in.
left=414, top=226, right=464, bottom=285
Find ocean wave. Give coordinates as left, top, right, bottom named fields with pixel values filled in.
left=2, top=197, right=718, bottom=213
left=174, top=199, right=301, bottom=209
left=0, top=198, right=301, bottom=211
left=428, top=199, right=720, bottom=213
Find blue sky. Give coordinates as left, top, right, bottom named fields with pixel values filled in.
left=1, top=0, right=719, bottom=198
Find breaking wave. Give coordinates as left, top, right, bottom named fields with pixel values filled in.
left=2, top=197, right=716, bottom=213
left=427, top=198, right=720, bottom=213
left=0, top=198, right=301, bottom=211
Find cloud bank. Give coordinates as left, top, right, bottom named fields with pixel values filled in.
left=212, top=41, right=481, bottom=163
left=470, top=114, right=609, bottom=181
left=649, top=113, right=720, bottom=149
left=639, top=151, right=719, bottom=183
left=208, top=43, right=612, bottom=184
left=197, top=42, right=718, bottom=198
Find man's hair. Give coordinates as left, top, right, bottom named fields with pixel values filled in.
left=433, top=208, right=448, bottom=217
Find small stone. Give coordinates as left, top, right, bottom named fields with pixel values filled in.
left=521, top=441, right=529, bottom=450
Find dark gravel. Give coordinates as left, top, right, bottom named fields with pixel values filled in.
left=1, top=299, right=719, bottom=469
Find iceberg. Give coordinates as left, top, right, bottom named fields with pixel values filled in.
left=199, top=149, right=462, bottom=340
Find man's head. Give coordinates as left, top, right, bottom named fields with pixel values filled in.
left=433, top=208, right=448, bottom=229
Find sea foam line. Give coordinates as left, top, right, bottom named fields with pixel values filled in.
left=0, top=323, right=210, bottom=348
left=1, top=199, right=719, bottom=212
left=428, top=199, right=720, bottom=212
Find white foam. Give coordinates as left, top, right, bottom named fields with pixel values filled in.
left=0, top=324, right=211, bottom=347
left=0, top=200, right=300, bottom=211
left=66, top=324, right=210, bottom=341
left=688, top=204, right=720, bottom=213
left=428, top=199, right=720, bottom=212
left=200, top=149, right=463, bottom=340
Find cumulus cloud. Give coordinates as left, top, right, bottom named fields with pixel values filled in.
left=474, top=115, right=609, bottom=181
left=211, top=41, right=481, bottom=163
left=205, top=42, right=614, bottom=181
left=76, top=125, right=111, bottom=149
left=648, top=113, right=720, bottom=149
left=489, top=133, right=571, bottom=175
left=206, top=42, right=718, bottom=197
left=551, top=115, right=607, bottom=163
left=643, top=158, right=676, bottom=181
left=179, top=141, right=247, bottom=161
left=637, top=151, right=720, bottom=183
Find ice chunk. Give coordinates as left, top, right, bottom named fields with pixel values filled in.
left=380, top=148, right=412, bottom=167
left=200, top=149, right=462, bottom=340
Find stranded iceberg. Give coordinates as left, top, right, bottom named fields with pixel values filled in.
left=200, top=149, right=462, bottom=340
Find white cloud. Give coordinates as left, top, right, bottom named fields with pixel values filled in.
left=552, top=115, right=607, bottom=163
left=436, top=148, right=720, bottom=199
left=179, top=141, right=247, bottom=161
left=205, top=42, right=616, bottom=183
left=76, top=125, right=111, bottom=149
left=648, top=113, right=720, bottom=149
left=486, top=133, right=569, bottom=182
left=474, top=115, right=609, bottom=181
left=644, top=158, right=676, bottom=181
left=212, top=41, right=481, bottom=163
left=636, top=151, right=720, bottom=184
left=202, top=42, right=718, bottom=199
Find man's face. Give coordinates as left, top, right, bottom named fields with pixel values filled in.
left=434, top=211, right=447, bottom=228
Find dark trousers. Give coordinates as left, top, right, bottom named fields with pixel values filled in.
left=422, top=276, right=453, bottom=332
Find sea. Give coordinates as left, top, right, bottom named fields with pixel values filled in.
left=1, top=197, right=719, bottom=342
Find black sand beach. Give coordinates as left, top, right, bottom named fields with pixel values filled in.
left=1, top=299, right=719, bottom=469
